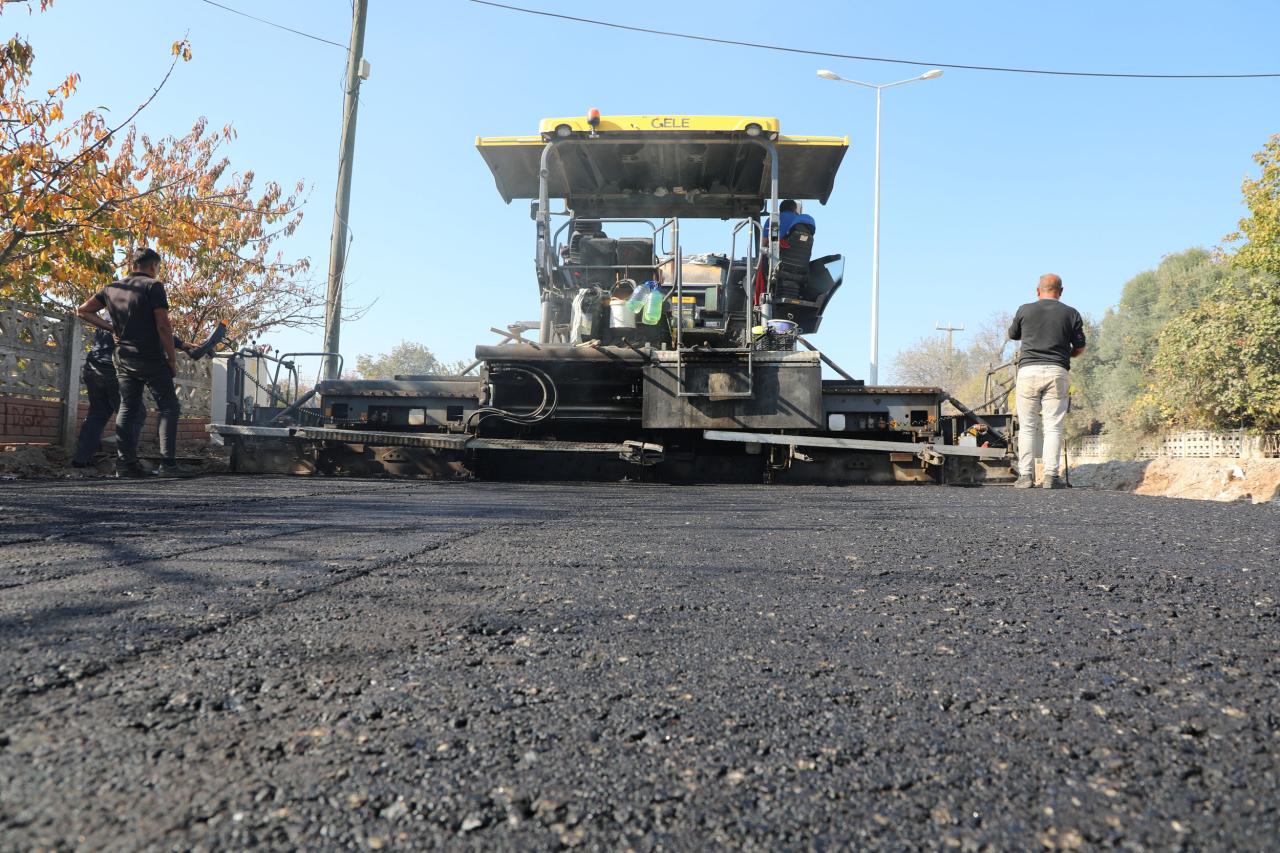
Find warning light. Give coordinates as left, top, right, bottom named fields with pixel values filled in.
left=587, top=108, right=601, bottom=129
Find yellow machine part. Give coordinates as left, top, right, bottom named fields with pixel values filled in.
left=475, top=114, right=850, bottom=214
left=536, top=115, right=780, bottom=136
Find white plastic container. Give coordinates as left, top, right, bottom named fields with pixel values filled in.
left=609, top=298, right=636, bottom=329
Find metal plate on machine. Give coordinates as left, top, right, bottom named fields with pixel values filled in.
left=642, top=350, right=822, bottom=429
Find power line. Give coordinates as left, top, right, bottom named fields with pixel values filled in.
left=196, top=0, right=347, bottom=50
left=469, top=0, right=1280, bottom=80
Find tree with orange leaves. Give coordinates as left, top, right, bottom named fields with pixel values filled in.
left=0, top=1, right=317, bottom=341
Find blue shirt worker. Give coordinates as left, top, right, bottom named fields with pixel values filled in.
left=763, top=199, right=816, bottom=241
left=755, top=199, right=817, bottom=301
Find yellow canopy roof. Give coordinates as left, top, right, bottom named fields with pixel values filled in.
left=476, top=115, right=849, bottom=219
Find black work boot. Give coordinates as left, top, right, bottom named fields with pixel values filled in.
left=115, top=463, right=149, bottom=479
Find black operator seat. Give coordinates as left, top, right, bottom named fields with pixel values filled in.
left=567, top=219, right=606, bottom=263
left=566, top=219, right=617, bottom=289
left=777, top=223, right=815, bottom=281
left=773, top=222, right=816, bottom=301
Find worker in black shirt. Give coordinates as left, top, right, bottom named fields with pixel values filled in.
left=1008, top=273, right=1086, bottom=489
left=69, top=323, right=221, bottom=468
left=76, top=248, right=184, bottom=477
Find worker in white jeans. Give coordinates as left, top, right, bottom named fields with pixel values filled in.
left=1016, top=365, right=1070, bottom=484
left=1008, top=274, right=1086, bottom=489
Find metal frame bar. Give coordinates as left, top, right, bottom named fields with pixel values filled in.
left=210, top=422, right=641, bottom=456
left=797, top=335, right=856, bottom=381
left=731, top=217, right=761, bottom=349
left=224, top=350, right=339, bottom=425
left=536, top=136, right=780, bottom=343
left=273, top=352, right=343, bottom=407
left=702, top=429, right=1008, bottom=459
left=225, top=350, right=292, bottom=415
left=551, top=217, right=658, bottom=267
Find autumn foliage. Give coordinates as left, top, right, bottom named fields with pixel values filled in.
left=0, top=1, right=316, bottom=341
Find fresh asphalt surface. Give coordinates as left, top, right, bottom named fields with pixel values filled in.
left=0, top=477, right=1276, bottom=851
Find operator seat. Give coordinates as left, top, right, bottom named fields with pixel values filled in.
left=773, top=222, right=815, bottom=301
left=567, top=219, right=606, bottom=263
left=566, top=220, right=617, bottom=289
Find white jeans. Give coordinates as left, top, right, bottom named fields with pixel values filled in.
left=1016, top=364, right=1069, bottom=478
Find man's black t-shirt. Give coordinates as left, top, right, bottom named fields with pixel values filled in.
left=95, top=274, right=169, bottom=361
left=1008, top=298, right=1086, bottom=369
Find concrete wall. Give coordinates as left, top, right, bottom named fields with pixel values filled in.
left=0, top=298, right=213, bottom=448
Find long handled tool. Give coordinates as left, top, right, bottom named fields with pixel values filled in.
left=185, top=322, right=227, bottom=361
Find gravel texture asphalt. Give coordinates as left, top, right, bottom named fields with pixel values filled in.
left=0, top=477, right=1277, bottom=851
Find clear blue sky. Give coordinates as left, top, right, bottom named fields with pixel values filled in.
left=14, top=1, right=1280, bottom=381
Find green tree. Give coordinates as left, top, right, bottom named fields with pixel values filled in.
left=1225, top=133, right=1280, bottom=278
left=1084, top=248, right=1230, bottom=440
left=1134, top=136, right=1280, bottom=433
left=355, top=341, right=467, bottom=379
left=1143, top=275, right=1280, bottom=429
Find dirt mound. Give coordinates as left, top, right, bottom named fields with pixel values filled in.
left=1067, top=460, right=1149, bottom=492
left=0, top=443, right=226, bottom=479
left=1071, top=458, right=1280, bottom=504
left=0, top=445, right=61, bottom=478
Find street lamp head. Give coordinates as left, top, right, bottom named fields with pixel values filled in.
left=920, top=69, right=944, bottom=80
left=816, top=69, right=841, bottom=81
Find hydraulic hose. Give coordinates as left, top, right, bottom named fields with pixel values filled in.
left=466, top=364, right=559, bottom=430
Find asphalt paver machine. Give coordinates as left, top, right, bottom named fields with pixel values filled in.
left=213, top=113, right=1014, bottom=483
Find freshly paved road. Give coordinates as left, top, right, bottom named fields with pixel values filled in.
left=0, top=477, right=1276, bottom=850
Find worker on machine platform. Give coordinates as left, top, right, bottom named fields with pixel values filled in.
left=765, top=199, right=816, bottom=241
left=756, top=199, right=817, bottom=303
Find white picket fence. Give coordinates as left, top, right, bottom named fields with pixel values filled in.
left=1072, top=430, right=1280, bottom=461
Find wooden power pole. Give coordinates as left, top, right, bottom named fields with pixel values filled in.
left=936, top=320, right=964, bottom=381
left=322, top=0, right=370, bottom=381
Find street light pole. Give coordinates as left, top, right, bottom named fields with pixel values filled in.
left=817, top=68, right=942, bottom=385
left=870, top=87, right=882, bottom=385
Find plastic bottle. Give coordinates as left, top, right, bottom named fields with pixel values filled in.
left=625, top=280, right=649, bottom=314
left=642, top=281, right=665, bottom=325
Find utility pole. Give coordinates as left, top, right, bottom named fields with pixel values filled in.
left=936, top=320, right=964, bottom=383
left=322, top=0, right=370, bottom=381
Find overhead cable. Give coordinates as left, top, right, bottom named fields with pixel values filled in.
left=196, top=0, right=347, bottom=50
left=469, top=0, right=1280, bottom=80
